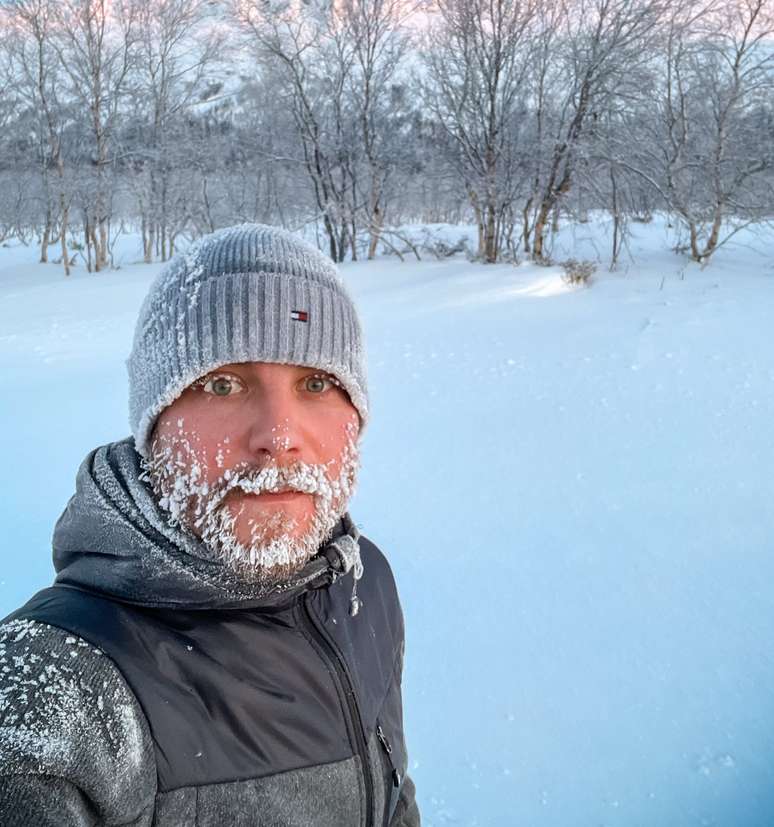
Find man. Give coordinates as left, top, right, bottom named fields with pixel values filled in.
left=0, top=224, right=420, bottom=826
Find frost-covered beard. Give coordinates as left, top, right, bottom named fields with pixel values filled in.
left=140, top=424, right=360, bottom=586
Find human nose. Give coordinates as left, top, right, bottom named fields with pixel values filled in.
left=245, top=392, right=303, bottom=464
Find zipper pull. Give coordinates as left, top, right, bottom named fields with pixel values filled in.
left=376, top=724, right=402, bottom=787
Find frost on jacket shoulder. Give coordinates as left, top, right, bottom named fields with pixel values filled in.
left=0, top=617, right=156, bottom=826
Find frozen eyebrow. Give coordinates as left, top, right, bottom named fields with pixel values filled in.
left=191, top=372, right=244, bottom=394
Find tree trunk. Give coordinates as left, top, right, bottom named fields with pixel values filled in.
left=469, top=190, right=484, bottom=259
left=349, top=215, right=358, bottom=262
left=483, top=201, right=497, bottom=263
left=702, top=209, right=723, bottom=262
left=532, top=200, right=551, bottom=260
left=84, top=214, right=93, bottom=273
left=522, top=197, right=533, bottom=254
left=689, top=209, right=723, bottom=264
left=337, top=225, right=348, bottom=264
left=40, top=216, right=51, bottom=263
left=98, top=220, right=108, bottom=270
left=142, top=215, right=152, bottom=264
left=160, top=173, right=169, bottom=261
left=56, top=155, right=70, bottom=276
left=368, top=203, right=383, bottom=260
left=323, top=212, right=339, bottom=263
left=610, top=169, right=620, bottom=270
left=90, top=223, right=99, bottom=270
left=688, top=220, right=700, bottom=262
left=94, top=143, right=109, bottom=271
left=60, top=206, right=70, bottom=277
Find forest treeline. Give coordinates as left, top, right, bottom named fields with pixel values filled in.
left=1, top=0, right=772, bottom=273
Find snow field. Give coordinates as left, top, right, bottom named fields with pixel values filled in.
left=1, top=217, right=773, bottom=825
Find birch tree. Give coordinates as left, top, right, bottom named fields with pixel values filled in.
left=130, top=0, right=225, bottom=262
left=344, top=0, right=414, bottom=258
left=422, top=0, right=537, bottom=262
left=50, top=0, right=138, bottom=271
left=233, top=0, right=360, bottom=262
left=621, top=0, right=774, bottom=262
left=2, top=0, right=73, bottom=272
left=530, top=0, right=664, bottom=260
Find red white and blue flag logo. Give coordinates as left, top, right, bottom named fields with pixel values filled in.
left=291, top=309, right=309, bottom=322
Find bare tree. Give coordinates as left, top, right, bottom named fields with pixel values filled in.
left=527, top=0, right=663, bottom=260
left=129, top=0, right=225, bottom=262
left=532, top=0, right=662, bottom=260
left=2, top=0, right=74, bottom=273
left=422, top=0, right=537, bottom=262
left=620, top=0, right=774, bottom=262
left=0, top=0, right=772, bottom=268
left=0, top=52, right=39, bottom=244
left=233, top=0, right=361, bottom=262
left=344, top=0, right=414, bottom=258
left=518, top=0, right=565, bottom=255
left=50, top=0, right=138, bottom=271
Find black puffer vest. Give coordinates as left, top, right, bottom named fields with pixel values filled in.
left=8, top=536, right=408, bottom=826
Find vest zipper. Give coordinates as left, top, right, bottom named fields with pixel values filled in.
left=376, top=722, right=402, bottom=788
left=300, top=592, right=375, bottom=827
left=376, top=721, right=402, bottom=825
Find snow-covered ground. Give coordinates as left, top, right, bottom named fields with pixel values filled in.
left=1, top=216, right=774, bottom=826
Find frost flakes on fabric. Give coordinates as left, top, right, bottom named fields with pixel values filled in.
left=0, top=620, right=143, bottom=773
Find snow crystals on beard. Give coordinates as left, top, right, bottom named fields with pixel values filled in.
left=140, top=421, right=360, bottom=586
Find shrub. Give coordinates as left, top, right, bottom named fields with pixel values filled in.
left=560, top=258, right=596, bottom=286
left=422, top=232, right=469, bottom=260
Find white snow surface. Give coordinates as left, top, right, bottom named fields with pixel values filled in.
left=1, top=217, right=774, bottom=825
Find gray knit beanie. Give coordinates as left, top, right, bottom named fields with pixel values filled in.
left=127, top=223, right=369, bottom=458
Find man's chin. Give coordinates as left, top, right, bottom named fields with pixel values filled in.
left=204, top=532, right=315, bottom=584
left=235, top=554, right=314, bottom=587
left=232, top=526, right=308, bottom=554
left=195, top=507, right=321, bottom=585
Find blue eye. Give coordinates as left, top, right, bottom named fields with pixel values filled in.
left=305, top=375, right=332, bottom=394
left=202, top=374, right=245, bottom=396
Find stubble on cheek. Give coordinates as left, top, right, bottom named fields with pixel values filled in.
left=141, top=425, right=212, bottom=535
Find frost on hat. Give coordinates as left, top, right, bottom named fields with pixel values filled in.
left=126, top=223, right=369, bottom=458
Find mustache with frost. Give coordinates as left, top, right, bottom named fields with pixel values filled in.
left=196, top=460, right=346, bottom=524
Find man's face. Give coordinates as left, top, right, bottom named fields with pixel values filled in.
left=143, top=362, right=361, bottom=584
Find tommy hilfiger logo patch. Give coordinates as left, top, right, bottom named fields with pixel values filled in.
left=290, top=309, right=309, bottom=322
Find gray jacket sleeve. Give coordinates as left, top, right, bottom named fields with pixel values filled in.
left=391, top=772, right=421, bottom=827
left=0, top=618, right=157, bottom=826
